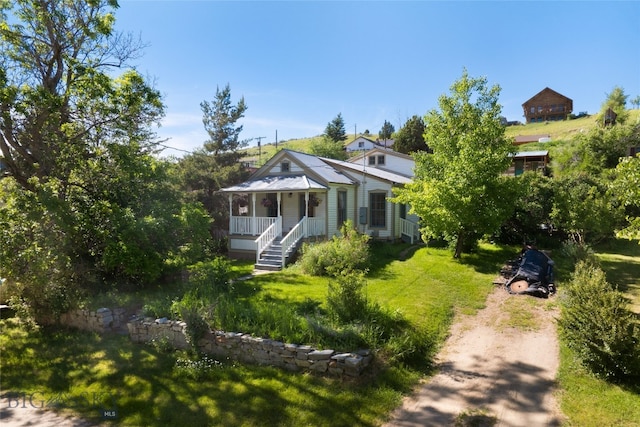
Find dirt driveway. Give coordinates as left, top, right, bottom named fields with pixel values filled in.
left=384, top=286, right=565, bottom=427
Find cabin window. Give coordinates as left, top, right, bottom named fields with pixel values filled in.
left=281, top=161, right=290, bottom=172
left=358, top=141, right=364, bottom=148
left=337, top=190, right=347, bottom=226
left=369, top=192, right=386, bottom=228
left=377, top=155, right=385, bottom=165
left=368, top=156, right=376, bottom=165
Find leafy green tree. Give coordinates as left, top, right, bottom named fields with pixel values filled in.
left=498, top=172, right=554, bottom=245
left=379, top=120, right=395, bottom=141
left=178, top=85, right=251, bottom=237
left=393, top=115, right=429, bottom=154
left=393, top=70, right=515, bottom=258
left=324, top=113, right=347, bottom=143
left=309, top=137, right=347, bottom=160
left=611, top=156, right=640, bottom=241
left=0, top=0, right=212, bottom=312
left=631, top=95, right=640, bottom=110
left=598, top=86, right=629, bottom=125
left=550, top=173, right=621, bottom=245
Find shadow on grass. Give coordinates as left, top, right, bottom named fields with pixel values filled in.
left=1, top=319, right=404, bottom=426
left=594, top=239, right=640, bottom=294
left=458, top=244, right=519, bottom=275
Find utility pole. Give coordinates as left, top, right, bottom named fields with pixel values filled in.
left=255, top=136, right=267, bottom=164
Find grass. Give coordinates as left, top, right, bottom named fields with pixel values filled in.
left=3, top=239, right=639, bottom=426
left=557, top=342, right=640, bottom=427
left=242, top=110, right=640, bottom=166
left=0, top=242, right=511, bottom=426
left=556, top=238, right=640, bottom=426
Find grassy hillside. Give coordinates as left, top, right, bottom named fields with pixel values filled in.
left=240, top=109, right=640, bottom=165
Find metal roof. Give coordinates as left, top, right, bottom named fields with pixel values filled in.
left=322, top=158, right=412, bottom=185
left=510, top=150, right=549, bottom=158
left=220, top=175, right=328, bottom=193
left=285, top=150, right=354, bottom=185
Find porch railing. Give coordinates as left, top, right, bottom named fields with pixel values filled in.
left=306, top=217, right=325, bottom=237
left=400, top=218, right=420, bottom=244
left=280, top=217, right=306, bottom=268
left=231, top=216, right=277, bottom=236
left=255, top=217, right=282, bottom=264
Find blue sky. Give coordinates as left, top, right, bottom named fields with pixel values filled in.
left=114, top=1, right=640, bottom=157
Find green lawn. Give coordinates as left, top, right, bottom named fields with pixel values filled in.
left=0, top=242, right=510, bottom=426
left=3, top=240, right=639, bottom=426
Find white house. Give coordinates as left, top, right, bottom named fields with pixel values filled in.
left=347, top=147, right=415, bottom=177
left=220, top=149, right=420, bottom=270
left=344, top=136, right=395, bottom=153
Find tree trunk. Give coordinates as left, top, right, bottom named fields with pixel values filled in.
left=454, top=231, right=464, bottom=259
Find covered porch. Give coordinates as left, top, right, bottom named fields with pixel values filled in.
left=222, top=175, right=329, bottom=269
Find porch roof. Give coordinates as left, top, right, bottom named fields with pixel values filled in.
left=221, top=175, right=329, bottom=193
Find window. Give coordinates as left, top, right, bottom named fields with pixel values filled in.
left=377, top=155, right=385, bottom=165
left=281, top=161, right=290, bottom=172
left=369, top=192, right=386, bottom=228
left=399, top=203, right=406, bottom=220
left=337, top=190, right=347, bottom=226
left=368, top=156, right=376, bottom=165
left=358, top=141, right=364, bottom=148
left=530, top=107, right=535, bottom=114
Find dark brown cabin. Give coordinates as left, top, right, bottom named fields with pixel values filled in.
left=522, top=88, right=573, bottom=123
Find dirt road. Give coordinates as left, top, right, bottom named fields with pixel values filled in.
left=384, top=287, right=565, bottom=427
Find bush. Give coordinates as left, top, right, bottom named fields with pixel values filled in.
left=326, top=271, right=368, bottom=324
left=187, top=256, right=232, bottom=299
left=299, top=220, right=370, bottom=277
left=171, top=292, right=211, bottom=352
left=559, top=261, right=640, bottom=382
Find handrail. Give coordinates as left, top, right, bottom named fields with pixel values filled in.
left=400, top=218, right=420, bottom=244
left=255, top=217, right=281, bottom=264
left=280, top=217, right=306, bottom=268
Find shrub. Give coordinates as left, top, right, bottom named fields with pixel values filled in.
left=187, top=256, right=232, bottom=299
left=326, top=271, right=368, bottom=324
left=171, top=292, right=211, bottom=352
left=559, top=261, right=640, bottom=382
left=300, top=220, right=370, bottom=277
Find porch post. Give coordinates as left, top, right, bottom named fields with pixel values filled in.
left=305, top=191, right=309, bottom=237
left=228, top=193, right=233, bottom=233
left=251, top=193, right=256, bottom=235
left=277, top=192, right=281, bottom=217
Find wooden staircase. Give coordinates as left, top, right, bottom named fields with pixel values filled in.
left=255, top=237, right=285, bottom=271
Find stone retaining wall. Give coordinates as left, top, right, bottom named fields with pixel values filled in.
left=54, top=308, right=373, bottom=378
left=54, top=307, right=127, bottom=333
left=127, top=317, right=372, bottom=377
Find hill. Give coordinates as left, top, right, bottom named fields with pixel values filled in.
left=240, top=110, right=640, bottom=165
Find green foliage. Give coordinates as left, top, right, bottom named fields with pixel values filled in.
left=611, top=156, right=640, bottom=241
left=299, top=220, right=370, bottom=276
left=551, top=173, right=621, bottom=244
left=559, top=261, right=640, bottom=383
left=178, top=85, right=251, bottom=235
left=393, top=69, right=515, bottom=257
left=497, top=172, right=554, bottom=245
left=393, top=115, right=428, bottom=154
left=171, top=292, right=210, bottom=352
left=326, top=272, right=369, bottom=324
left=309, top=136, right=348, bottom=160
left=379, top=120, right=395, bottom=141
left=324, top=112, right=348, bottom=143
left=556, top=123, right=640, bottom=176
left=597, top=86, right=629, bottom=125
left=174, top=354, right=229, bottom=381
left=187, top=257, right=233, bottom=298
